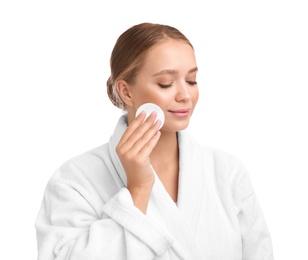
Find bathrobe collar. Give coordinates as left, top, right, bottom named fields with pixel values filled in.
left=108, top=114, right=205, bottom=258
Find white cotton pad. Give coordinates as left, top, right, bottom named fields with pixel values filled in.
left=135, top=103, right=165, bottom=130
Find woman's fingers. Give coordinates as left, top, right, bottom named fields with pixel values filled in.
left=131, top=119, right=161, bottom=158
left=117, top=111, right=160, bottom=155
left=119, top=111, right=147, bottom=144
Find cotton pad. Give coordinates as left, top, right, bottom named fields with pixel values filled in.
left=135, top=103, right=165, bottom=130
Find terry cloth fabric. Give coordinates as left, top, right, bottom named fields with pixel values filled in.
left=35, top=114, right=274, bottom=260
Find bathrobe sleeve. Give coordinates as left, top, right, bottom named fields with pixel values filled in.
left=230, top=160, right=274, bottom=260
left=35, top=160, right=174, bottom=260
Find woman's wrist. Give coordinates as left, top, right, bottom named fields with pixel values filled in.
left=128, top=184, right=153, bottom=214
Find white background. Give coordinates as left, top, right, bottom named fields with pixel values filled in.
left=1, top=0, right=307, bottom=259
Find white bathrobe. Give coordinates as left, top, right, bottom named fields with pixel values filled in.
left=35, top=114, right=274, bottom=260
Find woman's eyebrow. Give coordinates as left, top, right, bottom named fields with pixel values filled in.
left=152, top=69, right=178, bottom=76
left=152, top=67, right=198, bottom=77
left=188, top=67, right=198, bottom=73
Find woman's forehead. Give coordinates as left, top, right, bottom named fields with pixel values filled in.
left=141, top=39, right=196, bottom=73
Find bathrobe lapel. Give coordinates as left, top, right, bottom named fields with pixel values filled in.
left=108, top=114, right=129, bottom=188
left=176, top=130, right=207, bottom=236
left=108, top=115, right=204, bottom=259
left=148, top=164, right=204, bottom=259
left=147, top=131, right=207, bottom=259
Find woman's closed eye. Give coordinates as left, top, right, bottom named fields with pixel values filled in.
left=186, top=81, right=197, bottom=86
left=158, top=81, right=197, bottom=88
left=158, top=83, right=173, bottom=88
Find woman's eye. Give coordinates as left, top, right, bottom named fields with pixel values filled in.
left=158, top=83, right=173, bottom=88
left=187, top=81, right=197, bottom=86
left=158, top=81, right=197, bottom=88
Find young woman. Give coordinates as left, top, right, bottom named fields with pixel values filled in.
left=35, top=22, right=274, bottom=259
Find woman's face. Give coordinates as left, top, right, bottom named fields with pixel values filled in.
left=129, top=39, right=199, bottom=132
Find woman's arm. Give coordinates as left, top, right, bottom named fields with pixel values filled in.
left=35, top=170, right=173, bottom=260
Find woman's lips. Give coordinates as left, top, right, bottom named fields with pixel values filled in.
left=169, top=108, right=191, bottom=118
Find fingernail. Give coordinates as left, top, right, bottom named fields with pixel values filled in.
left=155, top=119, right=161, bottom=126
left=150, top=111, right=157, bottom=118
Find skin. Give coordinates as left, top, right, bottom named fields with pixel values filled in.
left=116, top=39, right=199, bottom=213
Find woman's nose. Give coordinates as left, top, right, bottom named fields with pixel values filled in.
left=175, top=82, right=191, bottom=102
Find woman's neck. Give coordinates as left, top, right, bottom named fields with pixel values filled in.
left=150, top=131, right=179, bottom=202
left=151, top=131, right=178, bottom=161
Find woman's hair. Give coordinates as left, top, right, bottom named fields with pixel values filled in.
left=107, top=22, right=193, bottom=110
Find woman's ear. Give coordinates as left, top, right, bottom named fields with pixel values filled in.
left=116, top=80, right=134, bottom=107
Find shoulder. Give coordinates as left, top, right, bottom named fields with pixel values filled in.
left=196, top=144, right=255, bottom=204
left=188, top=132, right=248, bottom=178
left=205, top=146, right=245, bottom=171
left=181, top=131, right=248, bottom=180
left=49, top=143, right=111, bottom=183
left=201, top=145, right=254, bottom=195
left=182, top=131, right=256, bottom=204
left=184, top=131, right=245, bottom=169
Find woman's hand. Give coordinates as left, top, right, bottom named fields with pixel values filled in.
left=116, top=111, right=161, bottom=213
